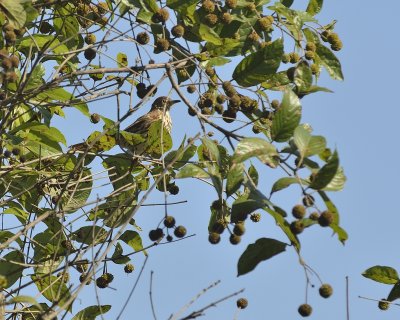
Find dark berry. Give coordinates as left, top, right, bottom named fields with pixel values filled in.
left=174, top=225, right=187, bottom=238
left=163, top=216, right=176, bottom=228
left=236, top=298, right=248, bottom=309
left=208, top=232, right=220, bottom=244
left=319, top=283, right=333, bottom=298
left=298, top=304, right=312, bottom=317
left=124, top=263, right=134, bottom=273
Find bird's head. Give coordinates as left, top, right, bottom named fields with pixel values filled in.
left=151, top=96, right=181, bottom=110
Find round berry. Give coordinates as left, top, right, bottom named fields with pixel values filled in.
left=174, top=225, right=187, bottom=238
left=298, top=304, right=312, bottom=317
left=319, top=283, right=333, bottom=298
left=163, top=216, right=176, bottom=228
left=124, top=263, right=134, bottom=273
left=236, top=298, right=248, bottom=309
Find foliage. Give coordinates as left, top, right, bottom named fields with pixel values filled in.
left=0, top=0, right=349, bottom=318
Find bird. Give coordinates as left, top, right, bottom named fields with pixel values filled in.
left=71, top=96, right=180, bottom=155
left=124, top=96, right=180, bottom=135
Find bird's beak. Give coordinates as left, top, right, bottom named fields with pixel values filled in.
left=170, top=99, right=181, bottom=105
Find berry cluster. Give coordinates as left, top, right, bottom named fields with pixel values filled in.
left=1, top=147, right=25, bottom=163
left=148, top=215, right=187, bottom=242
left=136, top=82, right=158, bottom=99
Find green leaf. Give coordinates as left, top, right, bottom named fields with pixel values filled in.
left=306, top=0, right=323, bottom=16
left=271, top=177, right=305, bottom=193
left=231, top=137, right=279, bottom=167
left=120, top=230, right=146, bottom=255
left=17, top=35, right=69, bottom=55
left=231, top=194, right=264, bottom=223
left=7, top=296, right=41, bottom=308
left=316, top=43, right=344, bottom=80
left=248, top=164, right=259, bottom=186
left=310, top=150, right=339, bottom=190
left=73, top=226, right=108, bottom=245
left=176, top=164, right=210, bottom=179
left=103, top=154, right=134, bottom=191
left=111, top=243, right=130, bottom=264
left=261, top=71, right=291, bottom=91
left=146, top=120, right=173, bottom=156
left=362, top=266, right=399, bottom=285
left=388, top=282, right=400, bottom=302
left=271, top=89, right=302, bottom=142
left=323, top=167, right=346, bottom=191
left=0, top=231, right=23, bottom=248
left=72, top=305, right=112, bottom=320
left=226, top=163, right=244, bottom=197
left=269, top=3, right=316, bottom=31
left=0, top=251, right=24, bottom=288
left=164, top=139, right=197, bottom=169
left=232, top=39, right=283, bottom=87
left=117, top=52, right=128, bottom=67
left=281, top=0, right=294, bottom=7
left=294, top=126, right=326, bottom=158
left=0, top=0, right=28, bottom=29
left=53, top=7, right=80, bottom=50
left=25, top=64, right=45, bottom=90
left=32, top=275, right=72, bottom=310
left=198, top=24, right=223, bottom=45
left=202, top=137, right=221, bottom=166
left=294, top=62, right=312, bottom=92
left=318, top=191, right=348, bottom=243
left=237, top=238, right=287, bottom=276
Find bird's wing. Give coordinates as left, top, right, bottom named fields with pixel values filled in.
left=123, top=113, right=150, bottom=135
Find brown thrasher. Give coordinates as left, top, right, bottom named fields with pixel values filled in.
left=71, top=96, right=180, bottom=155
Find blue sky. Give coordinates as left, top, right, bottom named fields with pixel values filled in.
left=50, top=1, right=400, bottom=319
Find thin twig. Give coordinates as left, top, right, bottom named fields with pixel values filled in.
left=116, top=256, right=149, bottom=319
left=149, top=271, right=157, bottom=320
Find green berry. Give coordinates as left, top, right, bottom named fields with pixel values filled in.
left=202, top=0, right=215, bottom=13
left=305, top=50, right=315, bottom=60
left=0, top=275, right=8, bottom=289
left=305, top=42, right=316, bottom=52
left=378, top=299, right=390, bottom=311
left=221, top=12, right=232, bottom=24
left=208, top=232, right=221, bottom=244
left=187, top=84, right=196, bottom=93
left=290, top=220, right=304, bottom=235
left=319, top=283, right=333, bottom=298
left=298, top=304, right=312, bottom=317
left=282, top=53, right=290, bottom=63
left=136, top=32, right=150, bottom=45
left=174, top=225, right=187, bottom=238
left=250, top=213, right=261, bottom=222
left=164, top=215, right=176, bottom=228
left=204, top=13, right=218, bottom=26
left=225, top=0, right=237, bottom=9
left=292, top=204, right=306, bottom=219
left=90, top=113, right=101, bottom=124
left=124, top=263, right=134, bottom=273
left=318, top=210, right=334, bottom=227
left=171, top=24, right=185, bottom=37
left=85, top=33, right=96, bottom=44
left=271, top=99, right=280, bottom=110
left=156, top=38, right=170, bottom=52
left=229, top=234, right=241, bottom=245
left=289, top=52, right=300, bottom=63
left=233, top=223, right=245, bottom=236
